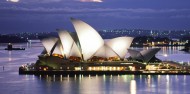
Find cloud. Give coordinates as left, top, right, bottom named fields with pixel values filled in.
left=1, top=6, right=190, bottom=14
left=1, top=4, right=190, bottom=20
left=78, top=0, right=103, bottom=2
left=6, top=0, right=19, bottom=3
left=4, top=0, right=103, bottom=3
left=10, top=0, right=62, bottom=3
left=171, top=15, right=190, bottom=19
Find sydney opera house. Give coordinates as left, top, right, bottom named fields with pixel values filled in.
left=36, top=18, right=161, bottom=71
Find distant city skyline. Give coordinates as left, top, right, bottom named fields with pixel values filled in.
left=0, top=0, right=190, bottom=34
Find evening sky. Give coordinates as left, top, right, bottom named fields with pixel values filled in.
left=0, top=0, right=190, bottom=34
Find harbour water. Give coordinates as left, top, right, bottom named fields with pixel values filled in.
left=0, top=42, right=190, bottom=94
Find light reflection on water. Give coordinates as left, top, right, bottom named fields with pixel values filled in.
left=0, top=43, right=190, bottom=94
left=130, top=80, right=136, bottom=94
left=8, top=51, right=12, bottom=61
left=30, top=74, right=190, bottom=94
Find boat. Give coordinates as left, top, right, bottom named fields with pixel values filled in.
left=4, top=43, right=25, bottom=50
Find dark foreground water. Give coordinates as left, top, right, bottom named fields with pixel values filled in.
left=0, top=43, right=190, bottom=94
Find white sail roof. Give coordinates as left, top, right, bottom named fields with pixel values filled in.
left=71, top=18, right=104, bottom=60
left=128, top=49, right=141, bottom=59
left=140, top=48, right=161, bottom=62
left=41, top=37, right=58, bottom=55
left=58, top=30, right=82, bottom=58
left=106, top=37, right=134, bottom=59
left=69, top=42, right=81, bottom=57
left=93, top=44, right=119, bottom=58
left=40, top=18, right=135, bottom=61
left=128, top=48, right=161, bottom=62
left=58, top=30, right=75, bottom=58
left=52, top=41, right=63, bottom=55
